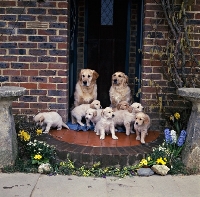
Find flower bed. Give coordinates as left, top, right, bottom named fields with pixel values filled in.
left=1, top=114, right=191, bottom=177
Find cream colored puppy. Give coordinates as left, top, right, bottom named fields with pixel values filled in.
left=113, top=109, right=135, bottom=136
left=131, top=102, right=144, bottom=113
left=33, top=112, right=69, bottom=133
left=109, top=71, right=131, bottom=108
left=95, top=107, right=118, bottom=140
left=134, top=112, right=151, bottom=144
left=74, top=69, right=99, bottom=107
left=85, top=108, right=103, bottom=130
left=71, top=100, right=101, bottom=126
left=130, top=102, right=144, bottom=133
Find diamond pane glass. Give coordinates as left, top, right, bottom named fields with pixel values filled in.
left=101, top=0, right=113, bottom=25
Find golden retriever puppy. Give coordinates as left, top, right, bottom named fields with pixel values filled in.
left=85, top=108, right=103, bottom=130
left=71, top=100, right=101, bottom=126
left=95, top=107, right=118, bottom=140
left=116, top=100, right=133, bottom=113
left=74, top=69, right=99, bottom=107
left=33, top=112, right=69, bottom=133
left=134, top=112, right=151, bottom=144
left=130, top=102, right=144, bottom=133
left=113, top=109, right=135, bottom=136
left=109, top=71, right=131, bottom=109
left=131, top=102, right=144, bottom=113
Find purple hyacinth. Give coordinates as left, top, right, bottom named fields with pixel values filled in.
left=164, top=128, right=172, bottom=143
left=177, top=130, right=187, bottom=146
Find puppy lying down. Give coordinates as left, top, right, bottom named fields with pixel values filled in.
left=33, top=112, right=69, bottom=133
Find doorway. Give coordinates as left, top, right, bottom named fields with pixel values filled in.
left=85, top=0, right=130, bottom=108
left=69, top=0, right=143, bottom=109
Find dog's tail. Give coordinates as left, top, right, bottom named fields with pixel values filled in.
left=62, top=122, right=69, bottom=129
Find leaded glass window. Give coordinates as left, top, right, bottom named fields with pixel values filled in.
left=101, top=0, right=113, bottom=25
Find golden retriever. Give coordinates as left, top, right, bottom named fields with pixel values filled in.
left=71, top=100, right=101, bottom=126
left=95, top=107, right=118, bottom=140
left=109, top=71, right=131, bottom=109
left=33, top=112, right=69, bottom=133
left=134, top=112, right=151, bottom=144
left=74, top=69, right=99, bottom=107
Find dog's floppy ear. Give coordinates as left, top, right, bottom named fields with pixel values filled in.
left=127, top=106, right=133, bottom=113
left=39, top=115, right=45, bottom=123
left=116, top=103, right=121, bottom=110
left=90, top=103, right=95, bottom=109
left=101, top=110, right=104, bottom=117
left=92, top=70, right=99, bottom=80
left=123, top=74, right=128, bottom=86
left=144, top=114, right=150, bottom=125
left=79, top=69, right=84, bottom=81
left=93, top=110, right=97, bottom=117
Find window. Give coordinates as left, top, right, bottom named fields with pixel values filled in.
left=101, top=0, right=113, bottom=25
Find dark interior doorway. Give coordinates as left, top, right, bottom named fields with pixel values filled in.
left=85, top=0, right=130, bottom=108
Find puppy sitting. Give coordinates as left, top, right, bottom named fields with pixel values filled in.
left=109, top=71, right=131, bottom=109
left=85, top=108, right=102, bottom=130
left=95, top=107, right=118, bottom=140
left=33, top=112, right=69, bottom=133
left=71, top=100, right=101, bottom=126
left=134, top=112, right=151, bottom=144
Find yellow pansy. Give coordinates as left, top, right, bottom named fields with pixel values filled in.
left=34, top=154, right=42, bottom=160
left=36, top=129, right=43, bottom=136
left=174, top=112, right=180, bottom=120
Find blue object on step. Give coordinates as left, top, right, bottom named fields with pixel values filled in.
left=66, top=121, right=94, bottom=131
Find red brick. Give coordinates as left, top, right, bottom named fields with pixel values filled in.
left=58, top=43, right=67, bottom=49
left=0, top=56, right=17, bottom=61
left=38, top=83, right=56, bottom=89
left=0, top=1, right=16, bottom=6
left=3, top=69, right=20, bottom=75
left=30, top=63, right=48, bottom=69
left=9, top=36, right=27, bottom=41
left=21, top=70, right=39, bottom=76
left=20, top=83, right=38, bottom=89
left=30, top=103, right=48, bottom=109
left=48, top=63, right=67, bottom=69
left=58, top=2, right=68, bottom=8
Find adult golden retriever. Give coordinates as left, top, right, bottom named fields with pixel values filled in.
left=74, top=69, right=99, bottom=107
left=109, top=71, right=131, bottom=108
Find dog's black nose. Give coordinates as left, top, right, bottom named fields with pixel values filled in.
left=113, top=79, right=117, bottom=84
left=112, top=114, right=115, bottom=117
left=83, top=81, right=87, bottom=85
left=135, top=122, right=138, bottom=125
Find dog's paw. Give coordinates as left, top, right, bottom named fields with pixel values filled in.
left=112, top=135, right=118, bottom=140
left=136, top=136, right=140, bottom=140
left=130, top=130, right=135, bottom=134
left=43, top=130, right=49, bottom=134
left=141, top=140, right=145, bottom=144
left=100, top=135, right=105, bottom=140
left=126, top=132, right=130, bottom=136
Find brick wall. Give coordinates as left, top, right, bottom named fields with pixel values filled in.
left=0, top=0, right=69, bottom=122
left=142, top=0, right=199, bottom=130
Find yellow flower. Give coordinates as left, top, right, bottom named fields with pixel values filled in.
left=18, top=130, right=30, bottom=141
left=147, top=156, right=151, bottom=161
left=174, top=112, right=180, bottom=120
left=139, top=159, right=148, bottom=166
left=36, top=129, right=43, bottom=136
left=34, top=154, right=42, bottom=160
left=156, top=157, right=166, bottom=165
